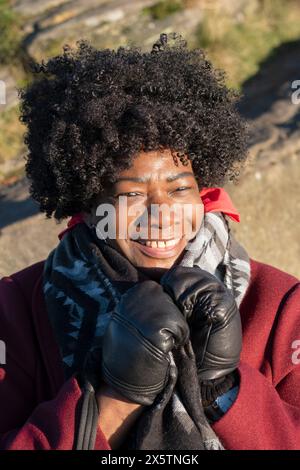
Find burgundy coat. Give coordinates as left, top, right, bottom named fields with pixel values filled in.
left=0, top=258, right=299, bottom=450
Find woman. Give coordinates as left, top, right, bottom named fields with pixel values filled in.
left=0, top=33, right=299, bottom=450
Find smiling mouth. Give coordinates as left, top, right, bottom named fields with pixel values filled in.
left=131, top=238, right=181, bottom=248
left=130, top=237, right=185, bottom=259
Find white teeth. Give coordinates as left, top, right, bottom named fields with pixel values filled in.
left=141, top=239, right=181, bottom=248
left=145, top=241, right=158, bottom=248
left=165, top=239, right=180, bottom=247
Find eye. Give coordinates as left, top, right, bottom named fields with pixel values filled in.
left=116, top=192, right=143, bottom=198
left=174, top=186, right=192, bottom=193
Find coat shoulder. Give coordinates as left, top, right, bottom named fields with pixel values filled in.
left=244, top=258, right=300, bottom=308
left=250, top=258, right=299, bottom=287
left=0, top=260, right=46, bottom=320
left=0, top=261, right=47, bottom=376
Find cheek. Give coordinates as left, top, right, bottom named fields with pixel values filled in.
left=114, top=211, right=139, bottom=241
left=114, top=202, right=136, bottom=240
left=193, top=200, right=204, bottom=228
left=183, top=197, right=204, bottom=238
left=116, top=201, right=149, bottom=240
left=114, top=207, right=124, bottom=238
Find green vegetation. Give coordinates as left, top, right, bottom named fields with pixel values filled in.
left=193, top=0, right=300, bottom=88
left=0, top=1, right=27, bottom=183
left=0, top=0, right=23, bottom=65
left=142, top=0, right=184, bottom=21
left=0, top=105, right=26, bottom=165
left=41, top=37, right=65, bottom=60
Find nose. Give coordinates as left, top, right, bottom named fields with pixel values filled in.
left=145, top=192, right=181, bottom=239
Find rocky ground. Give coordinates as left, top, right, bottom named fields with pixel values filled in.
left=13, top=0, right=203, bottom=62
left=0, top=1, right=299, bottom=279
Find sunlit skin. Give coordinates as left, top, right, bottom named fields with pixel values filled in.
left=85, top=148, right=204, bottom=270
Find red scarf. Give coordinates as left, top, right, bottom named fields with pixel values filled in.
left=58, top=187, right=240, bottom=240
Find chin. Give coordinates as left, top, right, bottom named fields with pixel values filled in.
left=135, top=257, right=178, bottom=270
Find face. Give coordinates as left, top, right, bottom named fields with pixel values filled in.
left=86, top=148, right=204, bottom=269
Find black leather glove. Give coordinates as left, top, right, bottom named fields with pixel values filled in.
left=160, top=266, right=242, bottom=383
left=100, top=280, right=190, bottom=406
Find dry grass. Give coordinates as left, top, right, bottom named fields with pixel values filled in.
left=0, top=104, right=25, bottom=166
left=192, top=0, right=300, bottom=88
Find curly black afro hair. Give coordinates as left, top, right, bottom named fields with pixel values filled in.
left=19, top=32, right=248, bottom=221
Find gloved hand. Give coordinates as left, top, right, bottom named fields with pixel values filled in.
left=160, top=266, right=242, bottom=384
left=100, top=280, right=190, bottom=406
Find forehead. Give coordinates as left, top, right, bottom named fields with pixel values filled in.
left=117, top=149, right=194, bottom=180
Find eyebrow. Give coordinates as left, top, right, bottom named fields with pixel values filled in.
left=115, top=172, right=195, bottom=184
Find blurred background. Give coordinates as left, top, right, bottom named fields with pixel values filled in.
left=0, top=0, right=299, bottom=278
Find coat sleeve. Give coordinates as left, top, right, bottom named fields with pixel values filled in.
left=0, top=275, right=111, bottom=450
left=212, top=282, right=300, bottom=450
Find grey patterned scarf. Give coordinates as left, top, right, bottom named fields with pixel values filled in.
left=43, top=211, right=250, bottom=450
